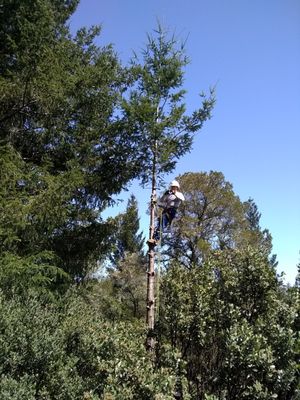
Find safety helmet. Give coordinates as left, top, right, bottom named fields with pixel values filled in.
left=170, top=180, right=180, bottom=189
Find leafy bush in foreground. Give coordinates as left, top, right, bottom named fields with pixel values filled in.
left=0, top=291, right=176, bottom=399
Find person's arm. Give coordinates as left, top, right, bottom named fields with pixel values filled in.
left=175, top=191, right=185, bottom=201
left=158, top=191, right=170, bottom=207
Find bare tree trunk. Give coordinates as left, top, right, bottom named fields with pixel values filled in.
left=146, top=143, right=157, bottom=351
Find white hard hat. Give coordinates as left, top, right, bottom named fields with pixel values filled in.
left=170, top=180, right=180, bottom=188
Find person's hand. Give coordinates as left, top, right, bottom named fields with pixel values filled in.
left=175, top=192, right=185, bottom=201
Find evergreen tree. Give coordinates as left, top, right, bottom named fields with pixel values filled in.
left=122, top=24, right=215, bottom=186
left=122, top=24, right=215, bottom=347
left=245, top=197, right=261, bottom=230
left=0, top=1, right=162, bottom=283
left=105, top=195, right=147, bottom=320
left=109, top=194, right=145, bottom=265
left=295, top=262, right=300, bottom=288
left=241, top=198, right=274, bottom=258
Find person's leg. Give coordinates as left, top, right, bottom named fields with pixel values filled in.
left=166, top=208, right=176, bottom=228
left=154, top=210, right=169, bottom=240
left=162, top=211, right=169, bottom=230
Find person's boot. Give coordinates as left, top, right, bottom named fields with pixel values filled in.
left=147, top=238, right=157, bottom=245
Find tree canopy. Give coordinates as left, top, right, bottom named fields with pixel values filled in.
left=161, top=172, right=275, bottom=268
left=122, top=24, right=215, bottom=186
left=0, top=1, right=299, bottom=398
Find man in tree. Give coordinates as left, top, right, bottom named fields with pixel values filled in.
left=152, top=179, right=185, bottom=242
left=122, top=24, right=214, bottom=350
left=162, top=171, right=276, bottom=268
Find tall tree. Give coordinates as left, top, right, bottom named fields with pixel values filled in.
left=122, top=24, right=215, bottom=349
left=163, top=171, right=247, bottom=266
left=109, top=194, right=145, bottom=266
left=104, top=195, right=147, bottom=320
left=241, top=198, right=274, bottom=258
left=163, top=172, right=275, bottom=267
left=0, top=1, right=168, bottom=285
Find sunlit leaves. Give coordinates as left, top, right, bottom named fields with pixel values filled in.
left=159, top=248, right=298, bottom=398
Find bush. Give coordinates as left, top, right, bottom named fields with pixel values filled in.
left=0, top=290, right=176, bottom=399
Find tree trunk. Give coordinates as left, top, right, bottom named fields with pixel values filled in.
left=146, top=144, right=157, bottom=351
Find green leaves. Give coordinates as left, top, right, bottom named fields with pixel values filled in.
left=123, top=24, right=215, bottom=186
left=0, top=0, right=146, bottom=279
left=109, top=194, right=145, bottom=265
left=0, top=3, right=298, bottom=397
left=0, top=251, right=69, bottom=298
left=159, top=248, right=298, bottom=399
left=0, top=291, right=177, bottom=399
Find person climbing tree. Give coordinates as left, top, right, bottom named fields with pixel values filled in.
left=153, top=180, right=185, bottom=241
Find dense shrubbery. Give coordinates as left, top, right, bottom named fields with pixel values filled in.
left=0, top=0, right=299, bottom=398
left=0, top=263, right=298, bottom=399
left=160, top=249, right=299, bottom=399
left=0, top=291, right=177, bottom=399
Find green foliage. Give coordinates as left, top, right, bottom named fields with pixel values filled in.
left=122, top=24, right=215, bottom=186
left=0, top=292, right=83, bottom=399
left=159, top=248, right=299, bottom=399
left=0, top=290, right=177, bottom=399
left=240, top=198, right=274, bottom=257
left=110, top=252, right=147, bottom=319
left=0, top=1, right=298, bottom=396
left=0, top=251, right=69, bottom=299
left=109, top=194, right=146, bottom=265
left=82, top=251, right=147, bottom=322
left=0, top=0, right=154, bottom=280
left=164, top=172, right=275, bottom=267
left=164, top=171, right=247, bottom=265
left=291, top=266, right=300, bottom=397
left=0, top=375, right=36, bottom=400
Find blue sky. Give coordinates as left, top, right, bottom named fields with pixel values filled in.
left=70, top=0, right=300, bottom=284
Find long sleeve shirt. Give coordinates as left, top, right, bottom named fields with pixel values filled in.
left=158, top=190, right=185, bottom=209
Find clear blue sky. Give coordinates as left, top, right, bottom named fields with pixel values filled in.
left=70, top=0, right=300, bottom=284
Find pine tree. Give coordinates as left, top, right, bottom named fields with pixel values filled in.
left=122, top=24, right=215, bottom=349
left=110, top=194, right=145, bottom=266
left=0, top=2, right=172, bottom=285
left=1, top=0, right=126, bottom=281
left=242, top=198, right=274, bottom=258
